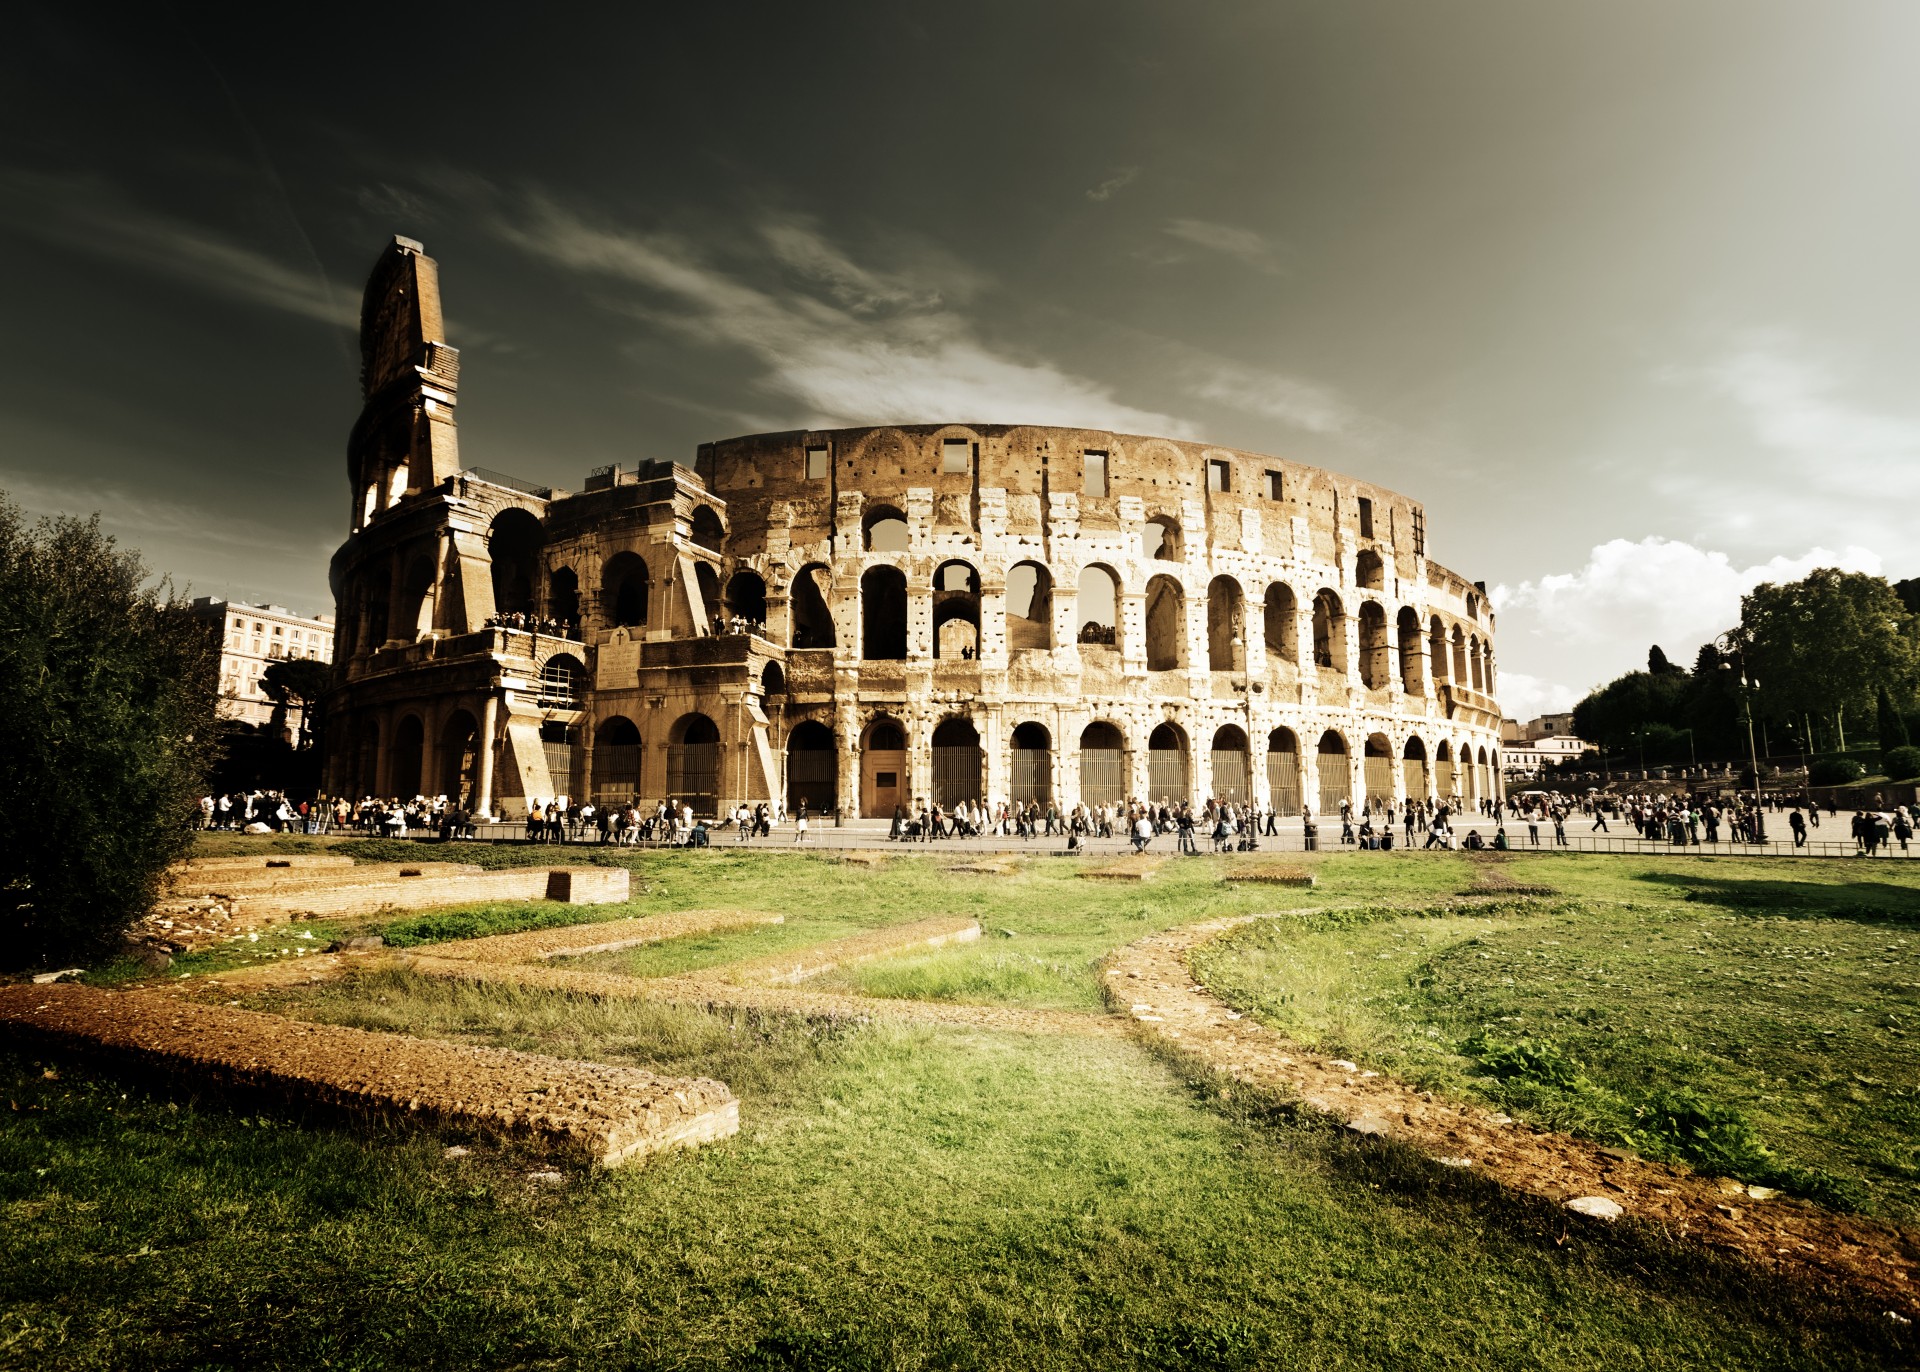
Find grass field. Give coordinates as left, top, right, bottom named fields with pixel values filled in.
left=5, top=842, right=1917, bottom=1369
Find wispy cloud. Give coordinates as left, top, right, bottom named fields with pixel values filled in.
left=1086, top=166, right=1140, bottom=202
left=0, top=170, right=352, bottom=328
left=495, top=198, right=1192, bottom=435
left=1161, top=218, right=1287, bottom=275
left=1186, top=360, right=1365, bottom=440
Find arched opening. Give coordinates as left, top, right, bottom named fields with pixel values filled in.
left=1263, top=584, right=1297, bottom=665
left=785, top=719, right=836, bottom=816
left=1315, top=730, right=1350, bottom=815
left=1363, top=733, right=1394, bottom=806
left=1355, top=549, right=1385, bottom=591
left=1357, top=601, right=1390, bottom=689
left=1434, top=740, right=1455, bottom=798
left=537, top=653, right=584, bottom=708
left=488, top=508, right=542, bottom=618
left=1476, top=744, right=1491, bottom=802
left=395, top=552, right=434, bottom=642
left=596, top=716, right=642, bottom=802
left=690, top=506, right=725, bottom=552
left=439, top=710, right=478, bottom=804
left=1451, top=626, right=1469, bottom=684
left=1005, top=561, right=1054, bottom=651
left=602, top=552, right=651, bottom=628
left=1147, top=722, right=1189, bottom=803
left=790, top=564, right=836, bottom=649
left=1142, top=514, right=1182, bottom=561
left=666, top=713, right=721, bottom=815
left=726, top=570, right=767, bottom=627
left=1009, top=721, right=1052, bottom=804
left=1266, top=727, right=1301, bottom=815
left=1469, top=635, right=1485, bottom=692
left=933, top=560, right=981, bottom=660
left=363, top=567, right=391, bottom=648
left=861, top=565, right=908, bottom=660
left=761, top=660, right=786, bottom=697
left=860, top=716, right=908, bottom=817
left=1076, top=564, right=1120, bottom=647
left=1207, top=576, right=1245, bottom=672
left=1402, top=735, right=1429, bottom=801
left=1080, top=721, right=1127, bottom=807
left=391, top=714, right=424, bottom=798
left=1311, top=590, right=1345, bottom=672
left=1396, top=607, right=1423, bottom=693
left=548, top=567, right=580, bottom=628
left=1429, top=615, right=1449, bottom=683
left=863, top=505, right=909, bottom=553
left=540, top=720, right=579, bottom=797
left=931, top=716, right=982, bottom=806
left=1145, top=575, right=1185, bottom=672
left=1210, top=724, right=1249, bottom=802
left=694, top=563, right=722, bottom=630
left=354, top=718, right=380, bottom=796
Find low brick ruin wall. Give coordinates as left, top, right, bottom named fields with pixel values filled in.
left=0, top=983, right=735, bottom=1167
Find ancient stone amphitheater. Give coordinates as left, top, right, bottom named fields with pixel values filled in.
left=326, top=238, right=1504, bottom=820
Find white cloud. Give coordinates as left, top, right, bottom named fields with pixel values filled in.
left=1187, top=360, right=1366, bottom=440
left=1490, top=535, right=1884, bottom=712
left=497, top=200, right=1192, bottom=435
left=1086, top=166, right=1140, bottom=202
left=0, top=170, right=352, bottom=328
left=1162, top=218, right=1287, bottom=275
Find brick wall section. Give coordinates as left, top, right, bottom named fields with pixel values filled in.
left=181, top=855, right=357, bottom=871
left=0, top=983, right=736, bottom=1167
left=228, top=867, right=629, bottom=922
left=168, top=862, right=484, bottom=899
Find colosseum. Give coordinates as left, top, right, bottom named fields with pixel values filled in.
left=324, top=237, right=1506, bottom=822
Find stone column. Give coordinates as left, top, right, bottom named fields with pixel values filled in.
left=475, top=694, right=499, bottom=818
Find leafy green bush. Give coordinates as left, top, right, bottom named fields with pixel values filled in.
left=1883, top=745, right=1920, bottom=781
left=1808, top=757, right=1866, bottom=786
left=1462, top=1032, right=1584, bottom=1090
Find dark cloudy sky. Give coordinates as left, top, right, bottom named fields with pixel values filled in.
left=4, top=1, right=1915, bottom=715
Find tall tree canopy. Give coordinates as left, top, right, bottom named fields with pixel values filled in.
left=0, top=496, right=218, bottom=966
left=1737, top=569, right=1918, bottom=728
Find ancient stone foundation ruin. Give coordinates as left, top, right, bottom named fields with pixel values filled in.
left=325, top=237, right=1504, bottom=820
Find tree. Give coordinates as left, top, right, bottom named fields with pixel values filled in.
left=260, top=656, right=333, bottom=749
left=1738, top=569, right=1919, bottom=741
left=1878, top=684, right=1911, bottom=760
left=1648, top=644, right=1684, bottom=676
left=0, top=496, right=218, bottom=966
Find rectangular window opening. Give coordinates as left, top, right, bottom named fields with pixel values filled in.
left=805, top=445, right=830, bottom=479
left=1265, top=470, right=1284, bottom=501
left=1084, top=450, right=1108, bottom=497
left=942, top=439, right=971, bottom=474
left=1207, top=459, right=1231, bottom=493
left=1358, top=497, right=1374, bottom=538
left=1412, top=509, right=1427, bottom=556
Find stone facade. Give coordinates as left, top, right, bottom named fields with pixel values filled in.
left=187, top=596, right=335, bottom=735
left=325, top=238, right=1505, bottom=818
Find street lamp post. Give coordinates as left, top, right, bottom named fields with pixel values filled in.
left=1717, top=636, right=1766, bottom=843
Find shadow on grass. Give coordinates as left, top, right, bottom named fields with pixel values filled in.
left=1635, top=871, right=1920, bottom=925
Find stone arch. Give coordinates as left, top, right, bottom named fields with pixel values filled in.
left=1206, top=575, right=1245, bottom=672
left=1080, top=720, right=1127, bottom=807
left=1009, top=721, right=1052, bottom=804
left=1355, top=549, right=1385, bottom=591
left=1396, top=607, right=1423, bottom=693
left=1005, top=560, right=1054, bottom=650
left=1363, top=732, right=1394, bottom=806
left=1469, top=634, right=1485, bottom=691
left=1147, top=721, right=1189, bottom=802
left=863, top=504, right=909, bottom=553
left=785, top=719, right=836, bottom=816
left=1210, top=724, right=1250, bottom=802
left=1145, top=574, right=1186, bottom=672
left=1311, top=590, right=1346, bottom=672
left=761, top=660, right=786, bottom=697
left=548, top=566, right=580, bottom=626
left=690, top=505, right=726, bottom=553
left=1429, top=614, right=1449, bottom=683
left=395, top=550, right=435, bottom=642
left=1076, top=563, right=1120, bottom=646
left=1263, top=583, right=1298, bottom=665
left=726, top=570, right=767, bottom=626
left=602, top=552, right=651, bottom=628
left=1450, top=625, right=1468, bottom=683
left=537, top=652, right=585, bottom=708
left=933, top=559, right=981, bottom=660
left=790, top=564, right=835, bottom=649
left=860, top=714, right=908, bottom=817
left=1357, top=600, right=1389, bottom=688
left=1401, top=734, right=1429, bottom=801
left=1265, top=727, right=1301, bottom=814
left=439, top=709, right=479, bottom=803
left=931, top=715, right=983, bottom=806
left=391, top=713, right=425, bottom=798
left=1142, top=513, right=1182, bottom=561
left=1315, top=729, right=1350, bottom=815
left=596, top=715, right=642, bottom=801
left=666, top=712, right=721, bottom=815
left=488, top=508, right=542, bottom=617
left=1434, top=740, right=1456, bottom=797
left=861, top=565, right=908, bottom=660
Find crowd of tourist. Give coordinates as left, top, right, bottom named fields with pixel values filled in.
left=485, top=611, right=578, bottom=638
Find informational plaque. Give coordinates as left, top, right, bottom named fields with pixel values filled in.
left=595, top=627, right=640, bottom=689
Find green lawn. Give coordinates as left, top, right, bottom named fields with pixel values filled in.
left=5, top=845, right=1916, bottom=1368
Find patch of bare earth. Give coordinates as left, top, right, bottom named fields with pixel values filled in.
left=1104, top=915, right=1919, bottom=1319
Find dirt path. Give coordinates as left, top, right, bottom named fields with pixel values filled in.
left=1104, top=914, right=1919, bottom=1318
